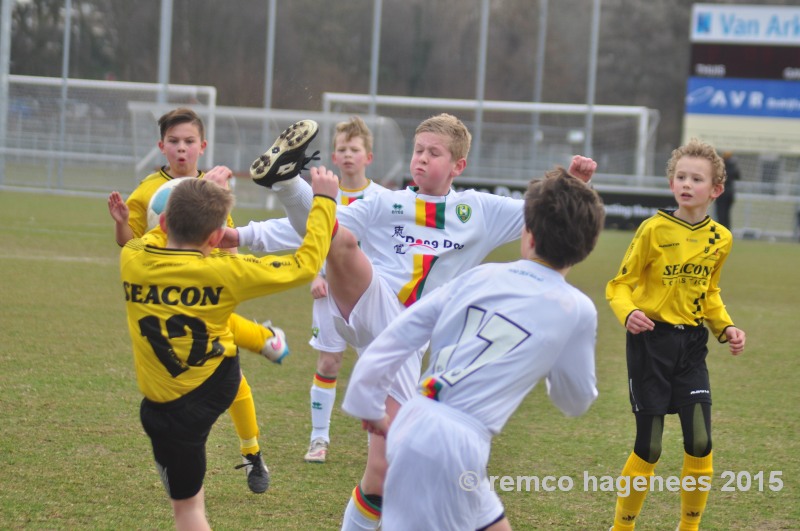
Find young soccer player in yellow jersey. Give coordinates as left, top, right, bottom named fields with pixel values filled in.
left=121, top=175, right=338, bottom=530
left=233, top=117, right=388, bottom=463
left=606, top=138, right=746, bottom=531
left=108, top=107, right=282, bottom=493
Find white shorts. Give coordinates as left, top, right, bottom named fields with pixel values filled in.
left=308, top=296, right=348, bottom=353
left=326, top=273, right=426, bottom=404
left=382, top=395, right=504, bottom=531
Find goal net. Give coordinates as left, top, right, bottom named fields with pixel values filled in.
left=322, top=92, right=661, bottom=180
left=0, top=75, right=216, bottom=194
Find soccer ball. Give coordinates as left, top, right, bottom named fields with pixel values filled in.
left=146, top=177, right=194, bottom=231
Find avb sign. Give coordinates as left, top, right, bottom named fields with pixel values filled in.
left=685, top=78, right=800, bottom=119
left=691, top=4, right=800, bottom=45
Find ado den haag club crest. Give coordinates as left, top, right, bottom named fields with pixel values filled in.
left=456, top=204, right=472, bottom=223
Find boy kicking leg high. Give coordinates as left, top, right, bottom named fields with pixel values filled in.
left=232, top=116, right=597, bottom=530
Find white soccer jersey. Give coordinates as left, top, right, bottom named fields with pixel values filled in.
left=244, top=184, right=523, bottom=306
left=241, top=184, right=528, bottom=403
left=336, top=186, right=524, bottom=307
left=245, top=180, right=388, bottom=253
left=342, top=259, right=599, bottom=434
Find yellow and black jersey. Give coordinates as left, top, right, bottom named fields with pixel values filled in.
left=126, top=168, right=234, bottom=239
left=606, top=209, right=734, bottom=341
left=121, top=196, right=336, bottom=402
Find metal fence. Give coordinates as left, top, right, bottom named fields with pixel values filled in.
left=1, top=76, right=798, bottom=240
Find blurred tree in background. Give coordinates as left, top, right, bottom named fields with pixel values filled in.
left=6, top=0, right=797, bottom=154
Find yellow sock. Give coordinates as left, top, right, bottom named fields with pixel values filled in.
left=679, top=451, right=713, bottom=531
left=229, top=375, right=260, bottom=455
left=228, top=313, right=271, bottom=354
left=613, top=452, right=657, bottom=531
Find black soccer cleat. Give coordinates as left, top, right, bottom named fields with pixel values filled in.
left=250, top=119, right=319, bottom=188
left=236, top=451, right=271, bottom=494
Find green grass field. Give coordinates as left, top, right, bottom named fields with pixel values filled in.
left=0, top=190, right=798, bottom=530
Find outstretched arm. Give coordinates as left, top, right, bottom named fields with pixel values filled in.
left=227, top=165, right=339, bottom=253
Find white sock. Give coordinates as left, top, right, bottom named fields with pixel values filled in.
left=310, top=384, right=336, bottom=443
left=341, top=494, right=380, bottom=531
left=273, top=175, right=313, bottom=236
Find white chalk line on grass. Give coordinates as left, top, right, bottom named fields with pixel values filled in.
left=12, top=225, right=110, bottom=238
left=0, top=254, right=116, bottom=266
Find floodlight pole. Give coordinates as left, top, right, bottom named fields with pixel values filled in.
left=262, top=0, right=276, bottom=147
left=368, top=0, right=382, bottom=116
left=57, top=0, right=72, bottom=189
left=531, top=0, right=548, bottom=163
left=584, top=0, right=601, bottom=159
left=263, top=0, right=276, bottom=111
left=0, top=0, right=12, bottom=184
left=474, top=0, right=490, bottom=171
left=158, top=0, right=173, bottom=104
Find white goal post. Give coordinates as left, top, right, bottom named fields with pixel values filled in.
left=322, top=92, right=659, bottom=178
left=0, top=75, right=216, bottom=192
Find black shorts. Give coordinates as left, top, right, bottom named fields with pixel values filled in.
left=626, top=321, right=711, bottom=415
left=140, top=355, right=241, bottom=500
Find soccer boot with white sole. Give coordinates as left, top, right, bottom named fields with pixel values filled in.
left=250, top=119, right=319, bottom=188
left=304, top=437, right=329, bottom=463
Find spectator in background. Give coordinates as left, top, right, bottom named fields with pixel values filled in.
left=717, top=151, right=740, bottom=230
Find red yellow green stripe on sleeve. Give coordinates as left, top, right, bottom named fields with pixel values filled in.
left=420, top=377, right=443, bottom=400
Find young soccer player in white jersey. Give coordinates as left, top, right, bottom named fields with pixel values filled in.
left=108, top=107, right=284, bottom=493
left=224, top=114, right=597, bottom=530
left=235, top=116, right=387, bottom=463
left=120, top=175, right=338, bottom=531
left=606, top=138, right=746, bottom=531
left=341, top=168, right=605, bottom=530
